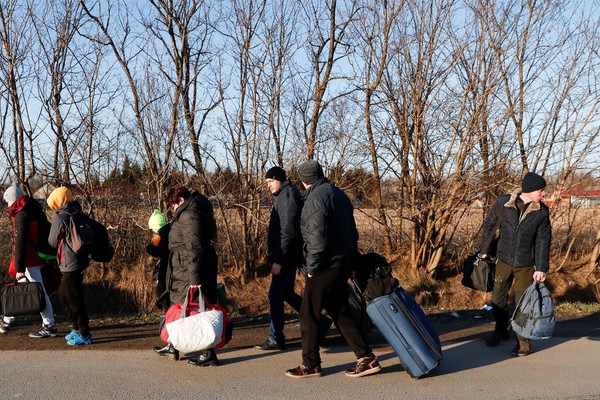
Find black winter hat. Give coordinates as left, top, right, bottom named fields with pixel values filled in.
left=297, top=160, right=324, bottom=185
left=265, top=166, right=286, bottom=182
left=521, top=172, right=547, bottom=193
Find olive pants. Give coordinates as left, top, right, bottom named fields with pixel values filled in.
left=491, top=259, right=534, bottom=332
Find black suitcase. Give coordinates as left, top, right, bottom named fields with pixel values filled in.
left=367, top=287, right=442, bottom=378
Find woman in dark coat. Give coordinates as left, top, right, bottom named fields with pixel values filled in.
left=154, top=185, right=219, bottom=366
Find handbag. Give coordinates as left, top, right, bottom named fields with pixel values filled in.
left=1, top=279, right=46, bottom=316
left=461, top=255, right=495, bottom=292
left=164, top=287, right=224, bottom=353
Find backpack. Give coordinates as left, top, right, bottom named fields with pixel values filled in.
left=67, top=212, right=114, bottom=263
left=67, top=212, right=95, bottom=255
left=88, top=218, right=114, bottom=263
left=511, top=281, right=555, bottom=340
left=354, top=252, right=399, bottom=302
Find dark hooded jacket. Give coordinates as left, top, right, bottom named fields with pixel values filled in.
left=267, top=180, right=304, bottom=271
left=480, top=190, right=552, bottom=272
left=168, top=191, right=218, bottom=304
left=9, top=196, right=48, bottom=274
left=48, top=201, right=91, bottom=273
left=300, top=177, right=359, bottom=276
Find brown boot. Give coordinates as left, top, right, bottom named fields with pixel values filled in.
left=511, top=336, right=532, bottom=357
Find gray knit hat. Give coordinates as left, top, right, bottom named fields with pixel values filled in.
left=3, top=182, right=24, bottom=205
left=297, top=160, right=324, bottom=185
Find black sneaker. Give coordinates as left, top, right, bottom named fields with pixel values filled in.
left=254, top=340, right=284, bottom=351
left=345, top=356, right=382, bottom=378
left=154, top=344, right=180, bottom=360
left=485, top=330, right=510, bottom=346
left=29, top=324, right=58, bottom=338
left=285, top=364, right=322, bottom=378
left=188, top=349, right=219, bottom=367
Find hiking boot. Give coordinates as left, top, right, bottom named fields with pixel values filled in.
left=511, top=337, right=532, bottom=357
left=67, top=332, right=93, bottom=346
left=485, top=329, right=510, bottom=346
left=254, top=340, right=284, bottom=351
left=0, top=319, right=10, bottom=334
left=29, top=324, right=58, bottom=338
left=154, top=344, right=180, bottom=360
left=285, top=364, right=322, bottom=379
left=188, top=349, right=219, bottom=367
left=345, top=356, right=382, bottom=378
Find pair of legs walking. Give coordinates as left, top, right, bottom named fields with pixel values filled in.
left=0, top=265, right=56, bottom=338
left=487, top=260, right=534, bottom=356
left=286, top=266, right=380, bottom=378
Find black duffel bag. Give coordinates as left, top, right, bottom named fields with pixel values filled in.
left=461, top=254, right=495, bottom=292
left=1, top=280, right=46, bottom=316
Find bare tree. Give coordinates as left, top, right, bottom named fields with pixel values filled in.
left=0, top=0, right=35, bottom=191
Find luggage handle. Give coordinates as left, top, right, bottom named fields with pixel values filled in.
left=180, top=286, right=207, bottom=318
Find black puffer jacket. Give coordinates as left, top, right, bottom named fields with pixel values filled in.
left=267, top=180, right=304, bottom=271
left=480, top=190, right=552, bottom=272
left=168, top=191, right=218, bottom=304
left=300, top=177, right=359, bottom=276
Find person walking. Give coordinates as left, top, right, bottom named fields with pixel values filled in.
left=46, top=186, right=93, bottom=345
left=285, top=160, right=381, bottom=379
left=480, top=172, right=552, bottom=356
left=0, top=183, right=57, bottom=338
left=154, top=185, right=220, bottom=366
left=254, top=167, right=306, bottom=351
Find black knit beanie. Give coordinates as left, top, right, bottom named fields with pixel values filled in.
left=521, top=172, right=547, bottom=193
left=265, top=166, right=286, bottom=182
left=297, top=160, right=324, bottom=185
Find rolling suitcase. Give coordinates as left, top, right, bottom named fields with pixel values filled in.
left=366, top=287, right=442, bottom=378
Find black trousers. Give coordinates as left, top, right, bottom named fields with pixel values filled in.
left=60, top=271, right=90, bottom=337
left=300, top=266, right=372, bottom=369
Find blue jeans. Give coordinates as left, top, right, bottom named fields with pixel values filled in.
left=268, top=266, right=302, bottom=345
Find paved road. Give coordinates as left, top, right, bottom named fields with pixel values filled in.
left=1, top=335, right=599, bottom=400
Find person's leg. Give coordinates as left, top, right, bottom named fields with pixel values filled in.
left=487, top=259, right=513, bottom=345
left=269, top=266, right=299, bottom=346
left=324, top=270, right=372, bottom=360
left=511, top=266, right=536, bottom=356
left=25, top=266, right=55, bottom=327
left=66, top=271, right=90, bottom=339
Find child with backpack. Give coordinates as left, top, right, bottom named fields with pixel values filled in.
left=47, top=187, right=93, bottom=345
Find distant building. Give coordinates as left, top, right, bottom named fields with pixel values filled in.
left=548, top=189, right=600, bottom=208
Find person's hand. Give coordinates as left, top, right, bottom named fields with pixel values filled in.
left=271, top=263, right=282, bottom=276
left=533, top=271, right=546, bottom=282
left=15, top=272, right=26, bottom=281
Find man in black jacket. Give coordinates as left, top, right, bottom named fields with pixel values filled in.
left=255, top=167, right=304, bottom=351
left=480, top=172, right=552, bottom=356
left=285, top=160, right=380, bottom=379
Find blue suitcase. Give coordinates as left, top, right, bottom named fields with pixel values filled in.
left=366, top=287, right=442, bottom=378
